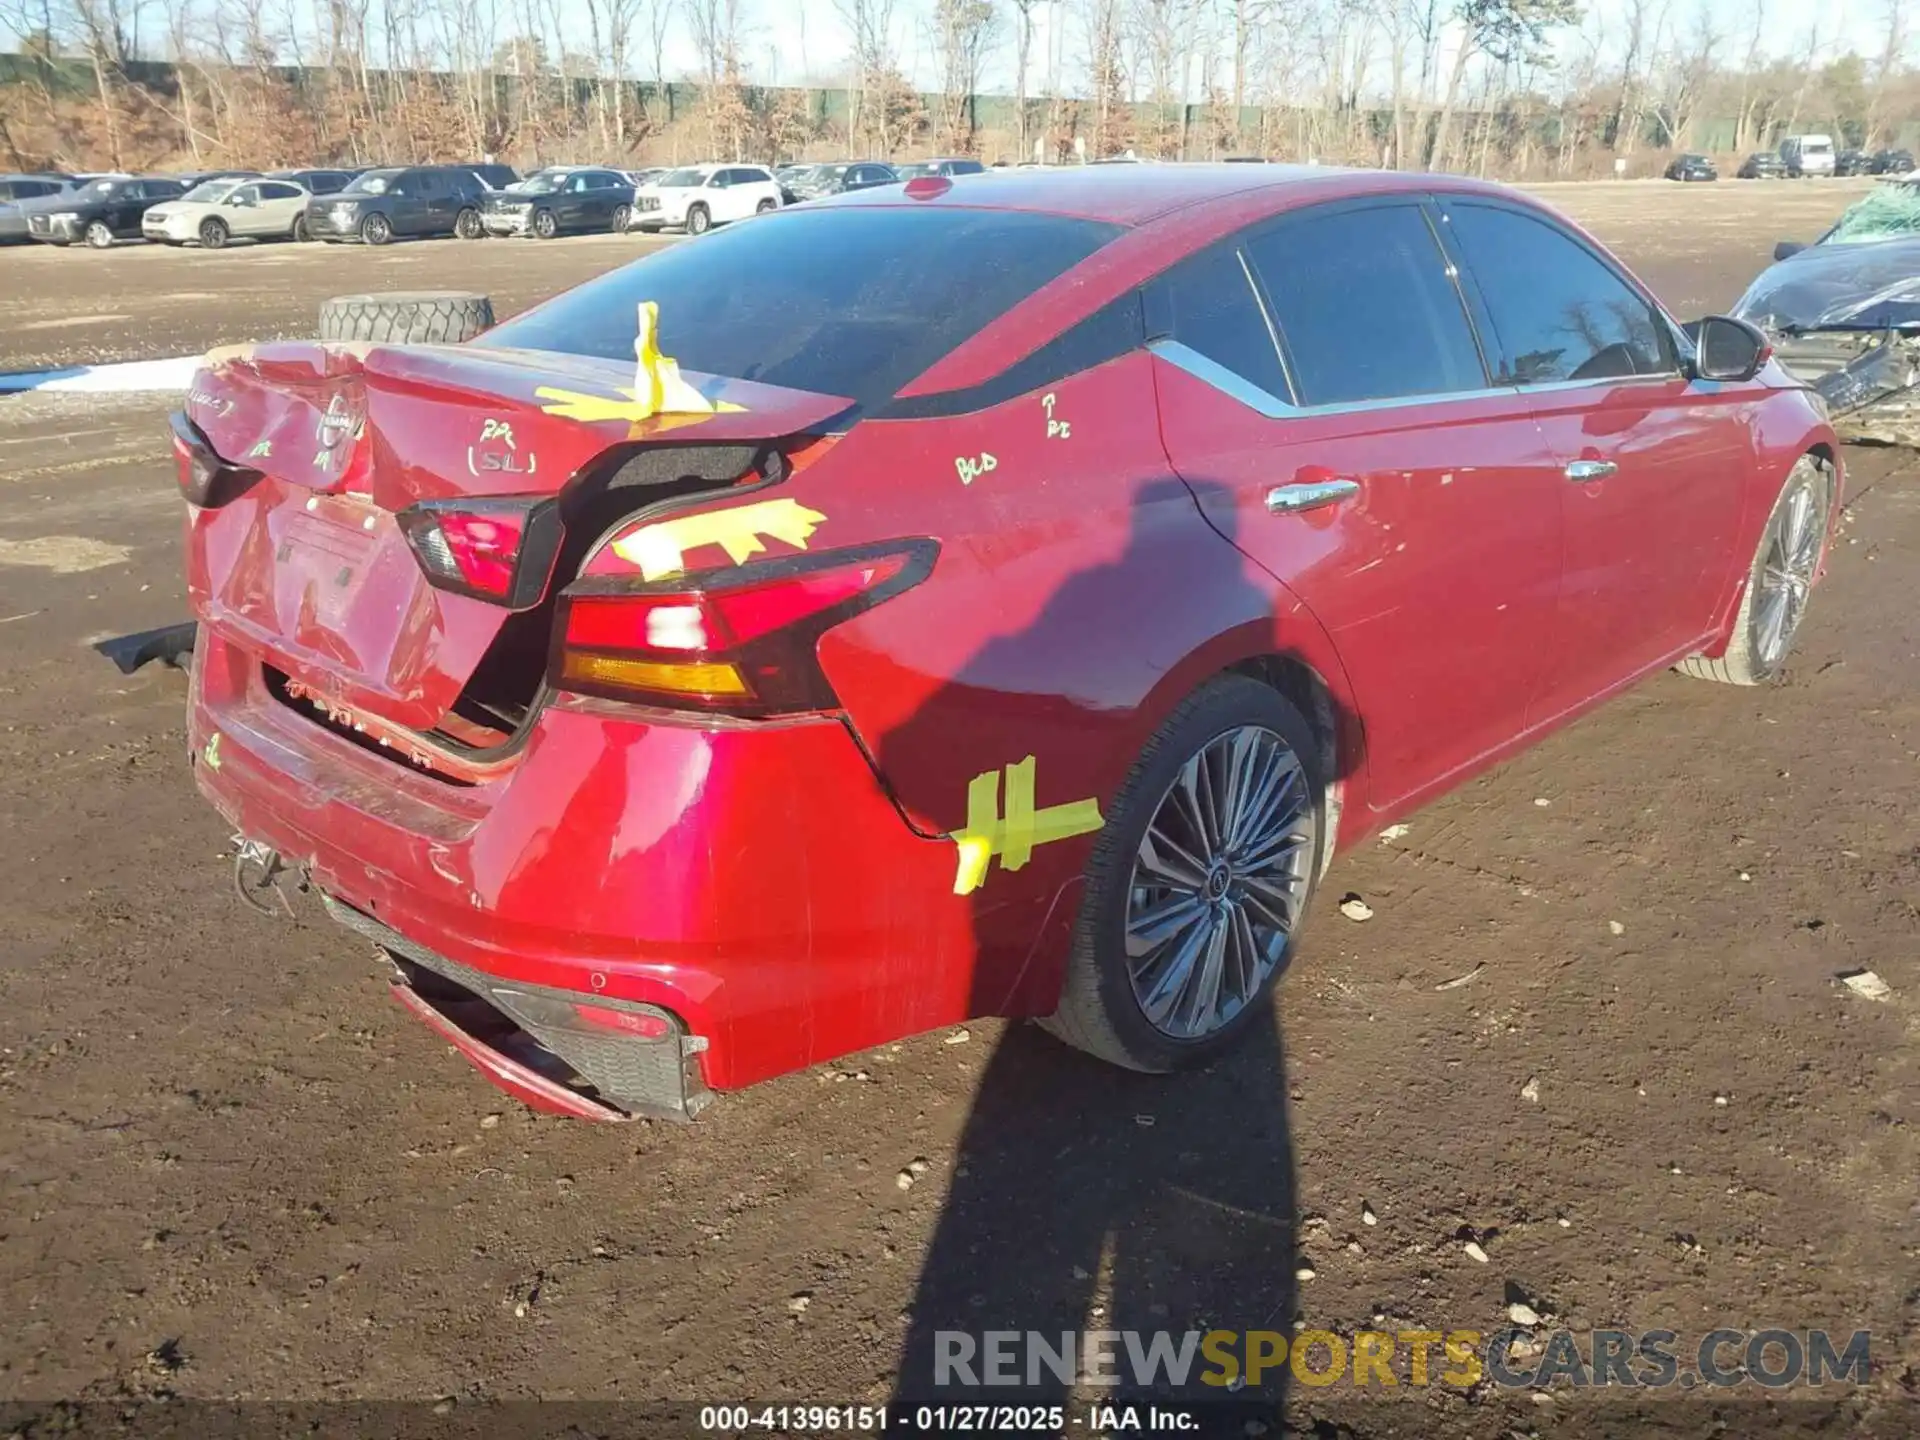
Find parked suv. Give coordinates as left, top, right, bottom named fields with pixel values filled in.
left=897, top=158, right=987, bottom=179
left=1663, top=153, right=1717, bottom=182
left=143, top=176, right=313, bottom=248
left=0, top=173, right=77, bottom=243
left=27, top=175, right=187, bottom=247
left=629, top=164, right=781, bottom=234
left=483, top=167, right=634, bottom=238
left=305, top=166, right=489, bottom=244
left=271, top=167, right=353, bottom=196
left=785, top=162, right=899, bottom=202
left=1737, top=151, right=1786, bottom=179
left=1780, top=134, right=1836, bottom=177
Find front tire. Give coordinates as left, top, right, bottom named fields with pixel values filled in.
left=1041, top=675, right=1324, bottom=1073
left=685, top=204, right=711, bottom=235
left=455, top=207, right=482, bottom=240
left=1678, top=454, right=1832, bottom=686
left=360, top=213, right=392, bottom=246
left=199, top=217, right=229, bottom=249
left=84, top=220, right=114, bottom=248
left=532, top=208, right=558, bottom=239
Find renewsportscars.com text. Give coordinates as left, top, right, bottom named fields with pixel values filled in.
left=934, top=1327, right=1871, bottom=1390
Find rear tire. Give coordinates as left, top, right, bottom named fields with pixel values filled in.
left=685, top=204, right=711, bottom=235
left=610, top=203, right=631, bottom=233
left=291, top=213, right=310, bottom=242
left=1040, top=676, right=1325, bottom=1073
left=199, top=217, right=229, bottom=250
left=1678, top=454, right=1832, bottom=686
left=755, top=197, right=777, bottom=214
left=318, top=291, right=495, bottom=344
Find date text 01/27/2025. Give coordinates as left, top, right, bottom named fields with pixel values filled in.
left=698, top=1404, right=1203, bottom=1433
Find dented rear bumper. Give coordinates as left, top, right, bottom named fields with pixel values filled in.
left=187, top=624, right=970, bottom=1107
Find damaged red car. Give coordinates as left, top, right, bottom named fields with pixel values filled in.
left=178, top=166, right=1841, bottom=1120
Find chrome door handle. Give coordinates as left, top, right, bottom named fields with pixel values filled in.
left=1266, top=478, right=1360, bottom=514
left=1564, top=459, right=1618, bottom=483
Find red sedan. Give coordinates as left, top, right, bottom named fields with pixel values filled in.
left=176, top=166, right=1840, bottom=1120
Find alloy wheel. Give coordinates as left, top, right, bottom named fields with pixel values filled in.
left=1753, top=474, right=1824, bottom=668
left=534, top=209, right=556, bottom=239
left=611, top=204, right=631, bottom=232
left=1125, top=725, right=1316, bottom=1040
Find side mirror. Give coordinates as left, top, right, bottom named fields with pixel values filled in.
left=1693, top=315, right=1772, bottom=383
left=1773, top=240, right=1807, bottom=262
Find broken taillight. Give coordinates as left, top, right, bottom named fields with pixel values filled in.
left=396, top=498, right=563, bottom=610
left=551, top=540, right=937, bottom=716
left=168, top=411, right=262, bottom=508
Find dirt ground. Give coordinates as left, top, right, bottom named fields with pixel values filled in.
left=0, top=179, right=1915, bottom=1439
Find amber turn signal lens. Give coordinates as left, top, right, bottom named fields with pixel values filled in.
left=560, top=653, right=748, bottom=697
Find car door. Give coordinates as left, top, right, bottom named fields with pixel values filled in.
left=114, top=182, right=153, bottom=233
left=222, top=183, right=263, bottom=236
left=1151, top=198, right=1568, bottom=811
left=1437, top=198, right=1754, bottom=719
left=255, top=181, right=305, bottom=235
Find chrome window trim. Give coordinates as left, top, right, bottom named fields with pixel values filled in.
left=1150, top=338, right=1516, bottom=419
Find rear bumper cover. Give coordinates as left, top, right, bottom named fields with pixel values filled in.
left=188, top=625, right=972, bottom=1097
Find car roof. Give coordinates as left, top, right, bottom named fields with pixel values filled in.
left=817, top=162, right=1506, bottom=227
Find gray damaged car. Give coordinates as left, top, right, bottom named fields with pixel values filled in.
left=1734, top=181, right=1920, bottom=445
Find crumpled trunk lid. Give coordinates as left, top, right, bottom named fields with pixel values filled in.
left=184, top=340, right=851, bottom=735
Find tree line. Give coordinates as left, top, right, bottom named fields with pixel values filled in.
left=0, top=0, right=1914, bottom=179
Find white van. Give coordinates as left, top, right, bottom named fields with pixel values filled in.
left=1780, top=134, right=1836, bottom=177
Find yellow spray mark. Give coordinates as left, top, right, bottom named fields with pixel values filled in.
left=610, top=497, right=829, bottom=581
left=536, top=300, right=747, bottom=425
left=201, top=732, right=222, bottom=770
left=950, top=755, right=1104, bottom=895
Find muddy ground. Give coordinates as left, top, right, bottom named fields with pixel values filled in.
left=0, top=179, right=1915, bottom=1438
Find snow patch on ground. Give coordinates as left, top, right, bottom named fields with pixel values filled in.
left=0, top=355, right=202, bottom=395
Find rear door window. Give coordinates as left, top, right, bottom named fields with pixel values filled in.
left=1158, top=244, right=1290, bottom=401
left=1444, top=202, right=1673, bottom=384
left=478, top=206, right=1122, bottom=412
left=1243, top=203, right=1486, bottom=406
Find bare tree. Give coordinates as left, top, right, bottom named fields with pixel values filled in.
left=1008, top=0, right=1038, bottom=157
left=1428, top=0, right=1579, bottom=169
left=932, top=0, right=1000, bottom=152
left=1864, top=0, right=1910, bottom=146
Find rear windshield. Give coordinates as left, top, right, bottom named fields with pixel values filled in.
left=478, top=206, right=1123, bottom=411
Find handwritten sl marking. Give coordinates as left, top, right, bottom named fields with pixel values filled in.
left=950, top=755, right=1105, bottom=895
left=247, top=440, right=272, bottom=458
left=955, top=452, right=998, bottom=486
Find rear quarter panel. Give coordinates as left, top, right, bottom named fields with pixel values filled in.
left=733, top=349, right=1362, bottom=1017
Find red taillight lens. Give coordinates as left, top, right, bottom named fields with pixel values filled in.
left=552, top=541, right=935, bottom=715
left=397, top=498, right=563, bottom=610
left=169, top=410, right=261, bottom=508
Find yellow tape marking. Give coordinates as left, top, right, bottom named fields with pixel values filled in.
left=536, top=300, right=747, bottom=425
left=950, top=755, right=1104, bottom=895
left=610, top=497, right=829, bottom=581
